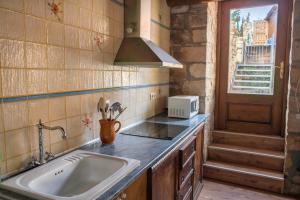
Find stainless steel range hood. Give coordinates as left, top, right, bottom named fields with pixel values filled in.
left=114, top=0, right=183, bottom=68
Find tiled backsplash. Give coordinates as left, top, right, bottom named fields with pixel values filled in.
left=0, top=0, right=171, bottom=175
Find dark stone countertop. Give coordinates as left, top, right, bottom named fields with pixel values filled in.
left=0, top=113, right=208, bottom=200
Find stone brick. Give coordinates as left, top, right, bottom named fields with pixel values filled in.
left=188, top=63, right=206, bottom=79
left=292, top=40, right=300, bottom=62
left=171, top=14, right=185, bottom=29
left=293, top=21, right=300, bottom=40
left=287, top=113, right=300, bottom=132
left=294, top=0, right=300, bottom=22
left=192, top=29, right=206, bottom=43
left=286, top=134, right=300, bottom=151
left=182, top=80, right=206, bottom=96
left=171, top=5, right=189, bottom=14
left=171, top=30, right=192, bottom=44
left=174, top=46, right=206, bottom=62
left=188, top=13, right=207, bottom=28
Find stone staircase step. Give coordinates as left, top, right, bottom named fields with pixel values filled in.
left=212, top=130, right=285, bottom=151
left=203, top=161, right=284, bottom=193
left=208, top=144, right=284, bottom=171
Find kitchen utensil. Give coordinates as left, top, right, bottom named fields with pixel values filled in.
left=98, top=97, right=107, bottom=120
left=115, top=107, right=127, bottom=120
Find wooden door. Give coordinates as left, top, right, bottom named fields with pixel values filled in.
left=216, top=0, right=292, bottom=135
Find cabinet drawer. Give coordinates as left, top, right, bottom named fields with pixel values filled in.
left=179, top=136, right=196, bottom=168
left=179, top=155, right=194, bottom=188
left=177, top=171, right=193, bottom=200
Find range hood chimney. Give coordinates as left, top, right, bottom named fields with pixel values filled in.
left=114, top=0, right=183, bottom=68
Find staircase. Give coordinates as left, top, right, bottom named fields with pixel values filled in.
left=230, top=64, right=274, bottom=94
left=203, top=130, right=285, bottom=193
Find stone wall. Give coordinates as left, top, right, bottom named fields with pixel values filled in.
left=169, top=2, right=218, bottom=160
left=284, top=0, right=300, bottom=196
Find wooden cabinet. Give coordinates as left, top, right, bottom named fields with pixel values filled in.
left=116, top=123, right=205, bottom=200
left=150, top=149, right=178, bottom=200
left=193, top=125, right=205, bottom=198
left=150, top=123, right=205, bottom=200
left=114, top=173, right=147, bottom=200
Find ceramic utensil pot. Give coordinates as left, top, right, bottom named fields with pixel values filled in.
left=99, top=120, right=121, bottom=144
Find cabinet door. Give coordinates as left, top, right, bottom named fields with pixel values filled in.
left=114, top=173, right=147, bottom=200
left=150, top=151, right=178, bottom=200
left=193, top=124, right=204, bottom=198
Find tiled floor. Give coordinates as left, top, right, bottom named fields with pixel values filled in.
left=198, top=179, right=297, bottom=200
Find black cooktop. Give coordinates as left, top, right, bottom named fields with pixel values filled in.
left=120, top=122, right=189, bottom=140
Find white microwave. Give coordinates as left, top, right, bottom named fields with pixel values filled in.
left=168, top=96, right=199, bottom=119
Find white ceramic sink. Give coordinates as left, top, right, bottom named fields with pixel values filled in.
left=1, top=150, right=140, bottom=200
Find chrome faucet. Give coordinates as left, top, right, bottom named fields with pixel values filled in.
left=37, top=119, right=67, bottom=165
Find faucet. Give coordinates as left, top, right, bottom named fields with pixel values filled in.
left=37, top=119, right=67, bottom=165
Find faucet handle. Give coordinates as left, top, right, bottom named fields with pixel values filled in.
left=28, top=156, right=40, bottom=168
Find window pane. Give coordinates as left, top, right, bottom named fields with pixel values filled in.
left=228, top=5, right=278, bottom=95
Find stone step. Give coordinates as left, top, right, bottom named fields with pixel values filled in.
left=208, top=144, right=284, bottom=171
left=203, top=161, right=284, bottom=193
left=212, top=130, right=285, bottom=151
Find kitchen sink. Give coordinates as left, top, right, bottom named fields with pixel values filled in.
left=0, top=150, right=140, bottom=200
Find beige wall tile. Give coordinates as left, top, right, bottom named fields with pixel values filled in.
left=0, top=9, right=25, bottom=40
left=49, top=97, right=66, bottom=121
left=28, top=99, right=49, bottom=125
left=45, top=0, right=63, bottom=22
left=65, top=48, right=80, bottom=69
left=65, top=25, right=79, bottom=48
left=81, top=94, right=96, bottom=114
left=122, top=71, right=130, bottom=86
left=49, top=119, right=66, bottom=144
left=1, top=68, right=27, bottom=97
left=48, top=70, right=65, bottom=93
left=50, top=140, right=67, bottom=154
left=78, top=0, right=92, bottom=10
left=0, top=105, right=4, bottom=132
left=27, top=69, right=48, bottom=95
left=47, top=21, right=64, bottom=46
left=66, top=95, right=81, bottom=117
left=102, top=35, right=114, bottom=53
left=66, top=70, right=82, bottom=91
left=47, top=45, right=65, bottom=69
left=25, top=16, right=46, bottom=43
left=80, top=50, right=93, bottom=69
left=6, top=153, right=31, bottom=173
left=0, top=39, right=25, bottom=68
left=5, top=128, right=31, bottom=158
left=79, top=8, right=92, bottom=29
left=82, top=70, right=94, bottom=89
left=93, top=71, right=103, bottom=89
left=2, top=101, right=28, bottom=131
left=79, top=29, right=92, bottom=50
left=92, top=13, right=104, bottom=33
left=103, top=71, right=113, bottom=88
left=67, top=116, right=84, bottom=138
left=103, top=53, right=114, bottom=70
left=92, top=0, right=104, bottom=15
left=0, top=0, right=24, bottom=12
left=25, top=0, right=45, bottom=18
left=92, top=50, right=103, bottom=69
left=0, top=132, right=6, bottom=161
left=26, top=43, right=47, bottom=68
left=113, top=71, right=122, bottom=87
left=64, top=1, right=80, bottom=27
